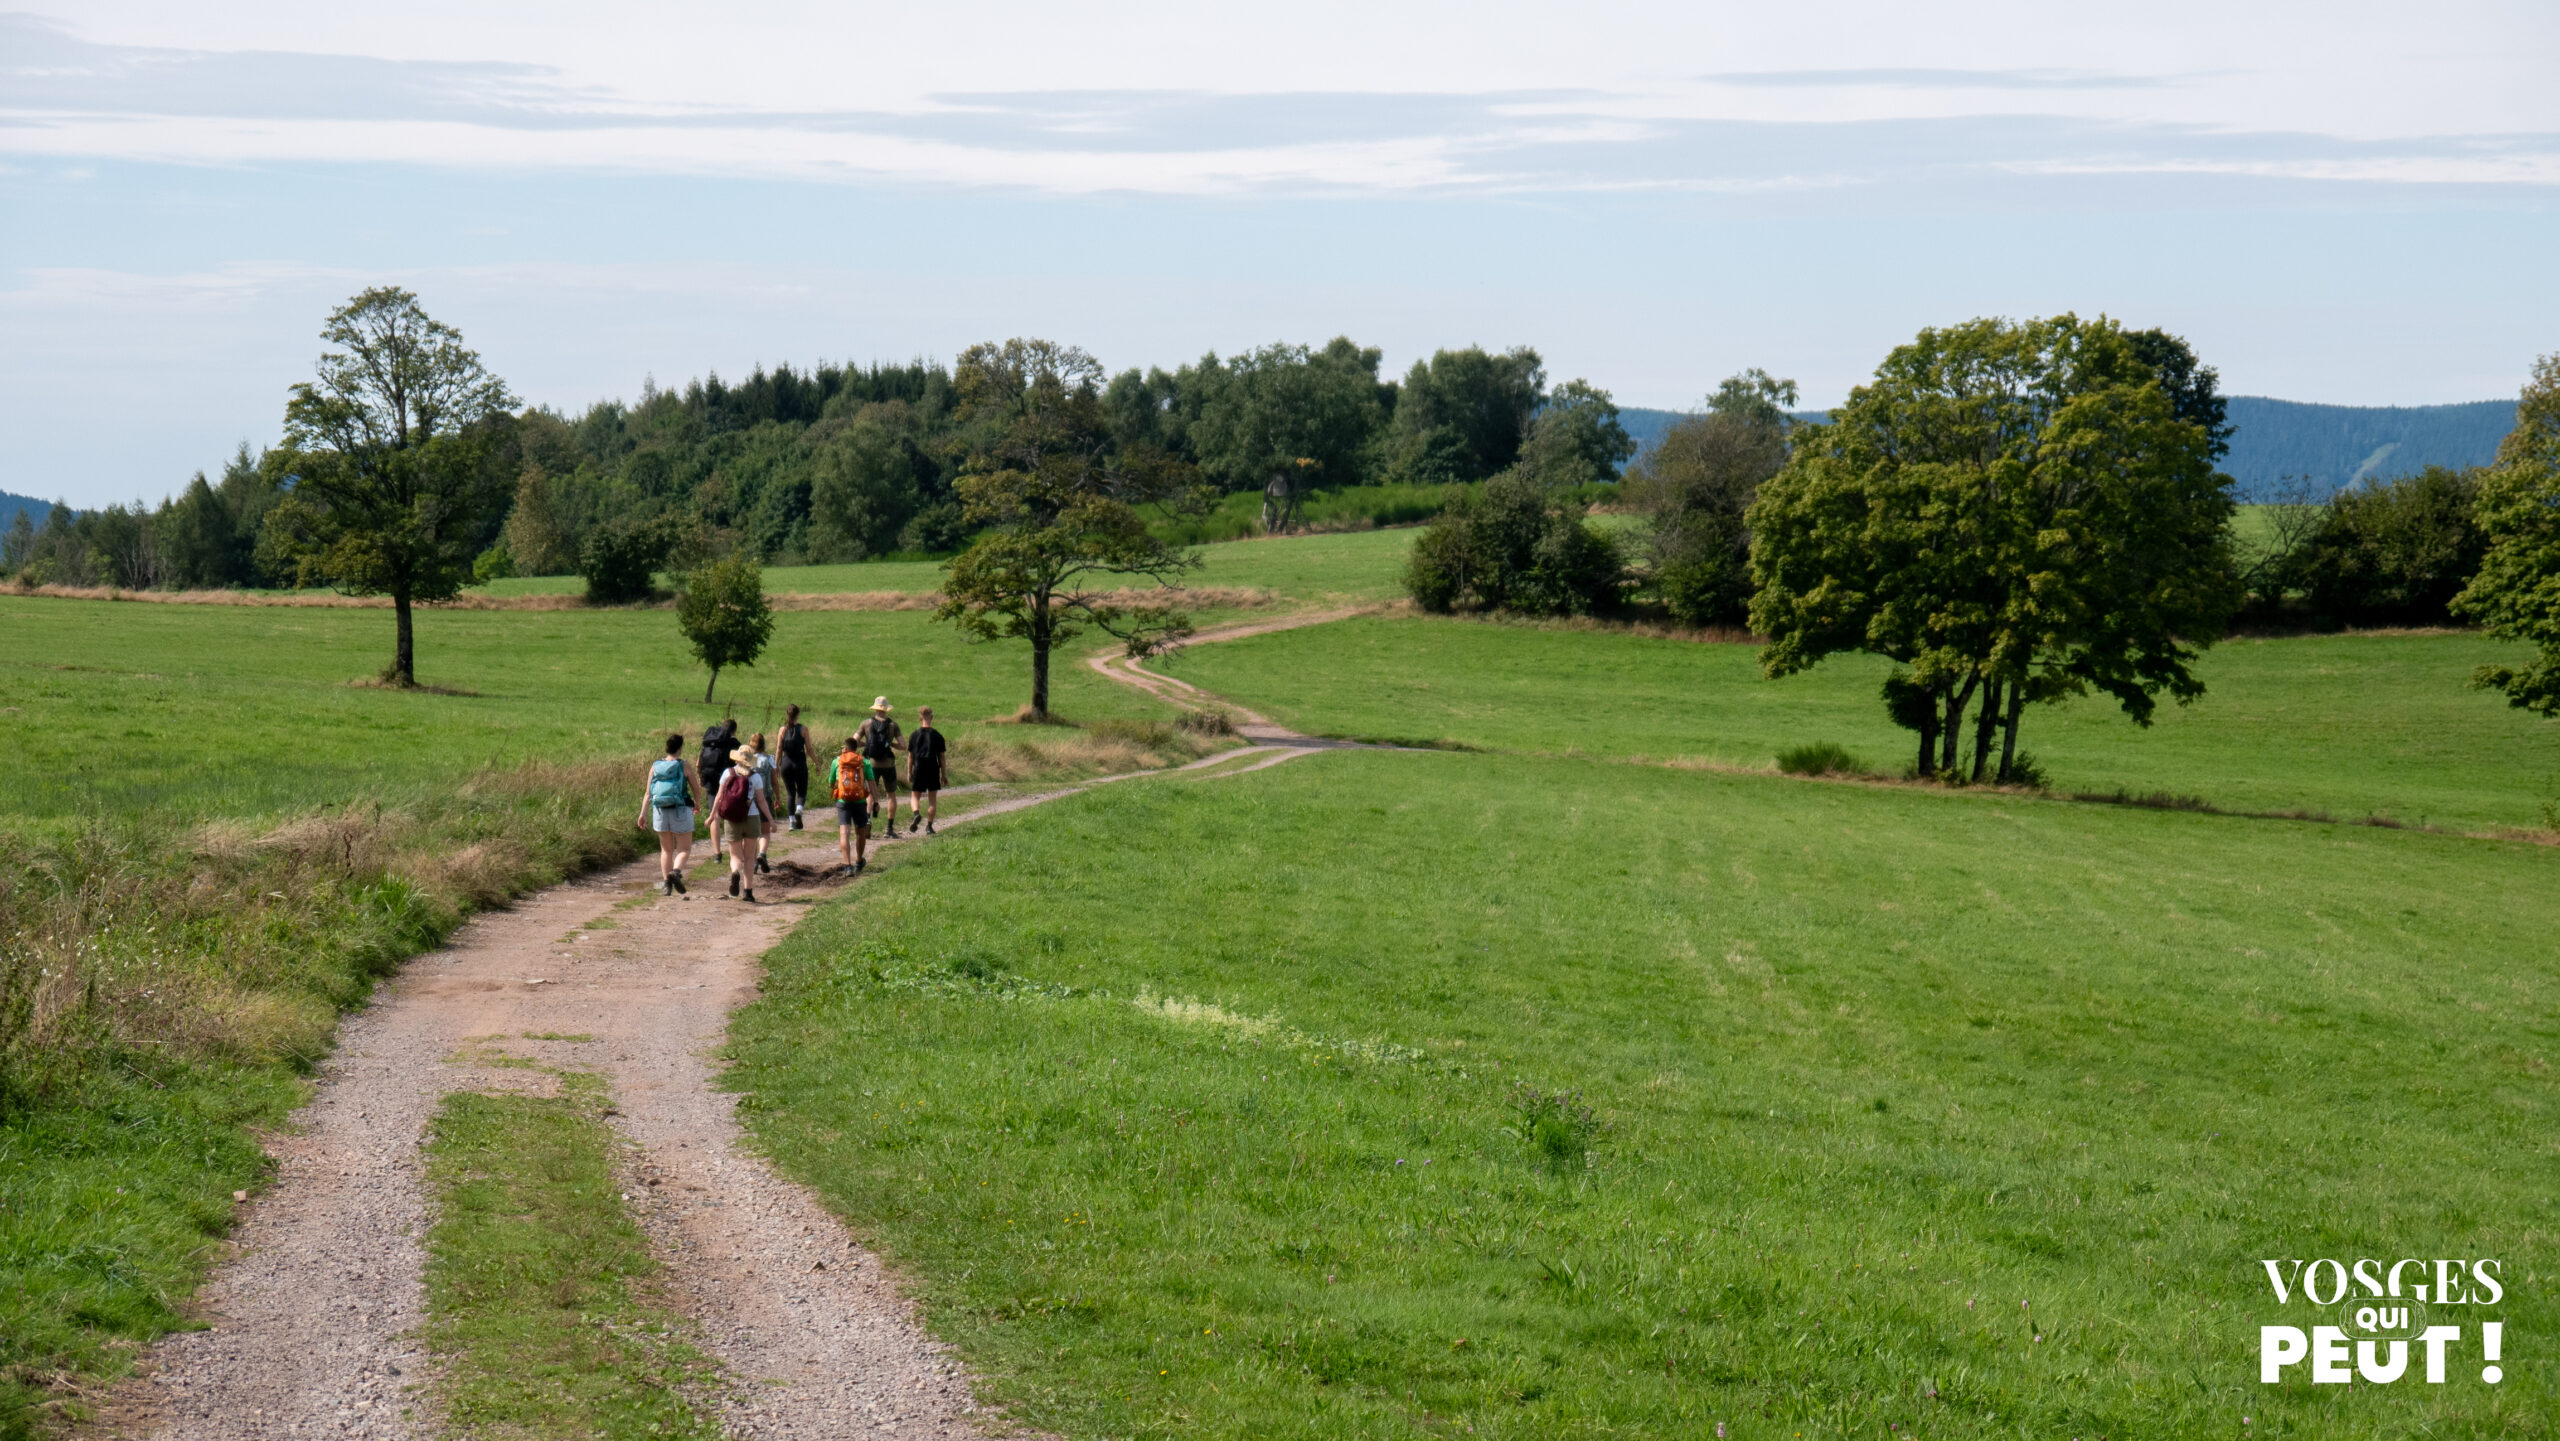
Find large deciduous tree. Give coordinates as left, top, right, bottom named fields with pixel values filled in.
left=267, top=287, right=517, bottom=686
left=933, top=339, right=1200, bottom=718
left=1624, top=369, right=1797, bottom=626
left=1749, top=315, right=2239, bottom=781
left=1384, top=346, right=1546, bottom=484
left=1186, top=338, right=1387, bottom=532
left=2453, top=353, right=2560, bottom=713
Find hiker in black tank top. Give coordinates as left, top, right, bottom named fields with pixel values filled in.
left=907, top=705, right=947, bottom=835
left=777, top=704, right=812, bottom=831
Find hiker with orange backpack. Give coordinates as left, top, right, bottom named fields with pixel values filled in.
left=711, top=744, right=775, bottom=901
left=825, top=736, right=873, bottom=875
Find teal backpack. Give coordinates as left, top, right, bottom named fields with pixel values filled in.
left=649, top=757, right=690, bottom=809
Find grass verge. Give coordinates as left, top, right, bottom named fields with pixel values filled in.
left=0, top=764, right=649, bottom=1437
left=424, top=1073, right=722, bottom=1439
left=728, top=749, right=2552, bottom=1439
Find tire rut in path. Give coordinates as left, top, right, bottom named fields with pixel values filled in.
left=103, top=613, right=1356, bottom=1439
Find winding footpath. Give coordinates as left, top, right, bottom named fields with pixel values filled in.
left=97, top=612, right=1354, bottom=1440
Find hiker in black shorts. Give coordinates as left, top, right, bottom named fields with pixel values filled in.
left=907, top=705, right=947, bottom=835
left=856, top=697, right=905, bottom=837
left=776, top=703, right=812, bottom=831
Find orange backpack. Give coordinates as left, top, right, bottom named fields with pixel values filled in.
left=831, top=750, right=868, bottom=802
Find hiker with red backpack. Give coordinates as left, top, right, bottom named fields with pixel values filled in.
left=711, top=744, right=775, bottom=901
left=640, top=732, right=698, bottom=896
left=825, top=735, right=873, bottom=875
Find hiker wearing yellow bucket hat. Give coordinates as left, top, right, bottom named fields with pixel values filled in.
left=855, top=697, right=906, bottom=836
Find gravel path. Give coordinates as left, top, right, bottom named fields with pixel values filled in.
left=101, top=620, right=1351, bottom=1440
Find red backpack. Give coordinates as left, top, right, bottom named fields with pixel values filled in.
left=713, top=769, right=753, bottom=821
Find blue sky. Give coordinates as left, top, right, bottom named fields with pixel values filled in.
left=4, top=1, right=2556, bottom=506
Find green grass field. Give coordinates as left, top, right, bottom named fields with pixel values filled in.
left=465, top=525, right=1419, bottom=606
left=1171, top=615, right=2560, bottom=833
left=731, top=748, right=2555, bottom=1439
left=0, top=596, right=1175, bottom=824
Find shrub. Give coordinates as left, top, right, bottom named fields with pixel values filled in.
left=1776, top=742, right=1863, bottom=776
left=1175, top=707, right=1237, bottom=736
left=2288, top=466, right=2487, bottom=627
left=579, top=517, right=670, bottom=605
left=1405, top=471, right=1621, bottom=617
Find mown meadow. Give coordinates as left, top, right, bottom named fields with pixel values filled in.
left=729, top=750, right=2558, bottom=1439
left=1176, top=615, right=2560, bottom=834
left=3, top=516, right=2555, bottom=1438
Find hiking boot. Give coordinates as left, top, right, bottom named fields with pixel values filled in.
left=756, top=854, right=771, bottom=875
left=925, top=820, right=936, bottom=835
left=790, top=816, right=804, bottom=831
left=854, top=858, right=866, bottom=874
left=671, top=871, right=687, bottom=895
left=661, top=877, right=674, bottom=896
left=743, top=889, right=756, bottom=904
left=728, top=872, right=741, bottom=898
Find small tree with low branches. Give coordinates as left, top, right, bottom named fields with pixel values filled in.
left=678, top=552, right=774, bottom=703
left=935, top=339, right=1199, bottom=718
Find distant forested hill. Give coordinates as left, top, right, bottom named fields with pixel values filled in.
left=2218, top=398, right=2514, bottom=498
left=1622, top=397, right=2516, bottom=499
left=0, top=491, right=52, bottom=530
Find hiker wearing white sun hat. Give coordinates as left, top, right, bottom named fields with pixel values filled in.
left=856, top=697, right=906, bottom=836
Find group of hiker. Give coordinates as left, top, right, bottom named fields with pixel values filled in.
left=640, top=697, right=949, bottom=900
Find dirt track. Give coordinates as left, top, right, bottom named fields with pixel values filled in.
left=100, top=614, right=1349, bottom=1439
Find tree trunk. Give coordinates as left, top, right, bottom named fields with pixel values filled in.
left=1998, top=681, right=2026, bottom=782
left=1970, top=678, right=2004, bottom=782
left=1938, top=673, right=1979, bottom=776
left=390, top=590, right=415, bottom=687
left=1030, top=639, right=1051, bottom=719
left=704, top=665, right=720, bottom=704
left=1916, top=687, right=1941, bottom=776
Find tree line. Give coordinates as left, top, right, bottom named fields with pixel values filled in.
left=1399, top=317, right=2560, bottom=780
left=0, top=315, right=1610, bottom=607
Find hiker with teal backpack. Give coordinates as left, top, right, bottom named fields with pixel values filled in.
left=640, top=733, right=698, bottom=896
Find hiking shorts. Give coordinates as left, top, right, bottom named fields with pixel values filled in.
left=835, top=801, right=870, bottom=833
left=909, top=762, right=944, bottom=793
left=866, top=763, right=899, bottom=794
left=723, top=816, right=765, bottom=841
left=651, top=805, right=695, bottom=834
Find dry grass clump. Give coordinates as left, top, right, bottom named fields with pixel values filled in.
left=0, top=760, right=648, bottom=1104
left=954, top=716, right=1235, bottom=784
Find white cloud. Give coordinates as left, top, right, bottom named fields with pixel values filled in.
left=2, top=4, right=2554, bottom=193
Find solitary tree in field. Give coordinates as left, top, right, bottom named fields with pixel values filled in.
left=678, top=552, right=774, bottom=703
left=267, top=287, right=517, bottom=686
left=2454, top=353, right=2560, bottom=713
left=1749, top=315, right=2238, bottom=781
left=934, top=338, right=1198, bottom=718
